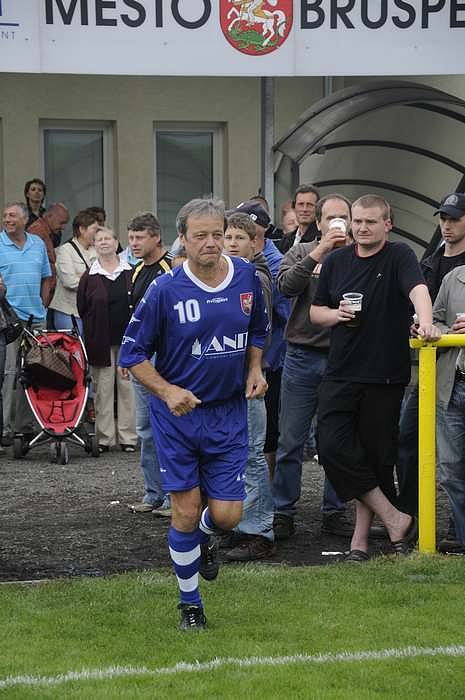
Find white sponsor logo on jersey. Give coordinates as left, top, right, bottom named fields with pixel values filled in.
left=191, top=332, right=249, bottom=359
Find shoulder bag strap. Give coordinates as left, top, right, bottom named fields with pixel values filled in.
left=68, top=240, right=90, bottom=270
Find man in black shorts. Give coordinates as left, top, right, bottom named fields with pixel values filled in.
left=310, top=195, right=440, bottom=561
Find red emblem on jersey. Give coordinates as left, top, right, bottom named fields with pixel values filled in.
left=240, top=292, right=254, bottom=315
left=221, top=0, right=293, bottom=56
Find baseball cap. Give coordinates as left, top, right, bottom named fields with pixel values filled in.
left=435, top=193, right=465, bottom=219
left=232, top=201, right=271, bottom=229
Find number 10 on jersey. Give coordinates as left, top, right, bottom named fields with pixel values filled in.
left=173, top=299, right=201, bottom=324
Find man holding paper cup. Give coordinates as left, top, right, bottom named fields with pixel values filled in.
left=310, top=194, right=440, bottom=561
left=272, top=194, right=352, bottom=541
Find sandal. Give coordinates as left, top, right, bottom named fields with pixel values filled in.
left=98, top=445, right=110, bottom=453
left=120, top=444, right=136, bottom=453
left=343, top=549, right=370, bottom=562
left=390, top=517, right=417, bottom=555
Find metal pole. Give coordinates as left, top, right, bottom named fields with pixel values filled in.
left=417, top=346, right=437, bottom=553
left=260, top=77, right=275, bottom=218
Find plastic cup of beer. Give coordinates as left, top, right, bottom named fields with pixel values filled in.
left=329, top=218, right=347, bottom=248
left=342, top=292, right=363, bottom=328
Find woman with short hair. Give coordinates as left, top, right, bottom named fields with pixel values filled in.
left=77, top=227, right=137, bottom=453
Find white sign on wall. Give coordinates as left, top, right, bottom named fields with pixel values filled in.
left=1, top=1, right=464, bottom=76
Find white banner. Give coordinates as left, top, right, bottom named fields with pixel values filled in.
left=1, top=1, right=464, bottom=76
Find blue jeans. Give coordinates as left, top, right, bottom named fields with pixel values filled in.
left=132, top=376, right=165, bottom=505
left=236, top=397, right=274, bottom=541
left=272, top=344, right=345, bottom=518
left=437, top=380, right=465, bottom=548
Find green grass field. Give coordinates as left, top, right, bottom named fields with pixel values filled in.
left=1, top=555, right=465, bottom=698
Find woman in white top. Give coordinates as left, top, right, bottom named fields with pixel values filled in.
left=50, top=210, right=100, bottom=335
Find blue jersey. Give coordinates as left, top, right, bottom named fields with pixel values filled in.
left=119, top=255, right=269, bottom=403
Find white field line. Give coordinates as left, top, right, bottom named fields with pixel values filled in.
left=1, top=645, right=465, bottom=691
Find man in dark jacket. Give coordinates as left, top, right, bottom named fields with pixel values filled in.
left=279, top=184, right=320, bottom=254
left=272, top=193, right=352, bottom=541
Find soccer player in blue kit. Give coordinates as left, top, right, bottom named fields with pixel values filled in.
left=119, top=198, right=269, bottom=630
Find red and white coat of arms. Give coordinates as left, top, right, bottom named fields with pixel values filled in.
left=240, top=292, right=254, bottom=315
left=221, top=0, right=293, bottom=56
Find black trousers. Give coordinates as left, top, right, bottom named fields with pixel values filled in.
left=264, top=367, right=282, bottom=453
left=317, top=380, right=404, bottom=502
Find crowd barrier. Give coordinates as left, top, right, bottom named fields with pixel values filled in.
left=410, top=334, right=465, bottom=553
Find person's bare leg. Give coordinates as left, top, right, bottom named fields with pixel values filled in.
left=350, top=500, right=374, bottom=553
left=359, top=487, right=412, bottom=541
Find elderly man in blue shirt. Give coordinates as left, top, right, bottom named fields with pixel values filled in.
left=0, top=201, right=51, bottom=443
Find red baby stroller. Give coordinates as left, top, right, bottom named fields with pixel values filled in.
left=13, top=321, right=99, bottom=464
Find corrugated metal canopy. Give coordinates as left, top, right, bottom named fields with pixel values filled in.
left=274, top=80, right=465, bottom=256
left=275, top=80, right=465, bottom=164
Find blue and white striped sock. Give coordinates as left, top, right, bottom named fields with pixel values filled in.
left=168, top=527, right=202, bottom=607
left=198, top=507, right=216, bottom=544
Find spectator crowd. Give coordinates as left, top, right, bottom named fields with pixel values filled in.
left=1, top=179, right=465, bottom=579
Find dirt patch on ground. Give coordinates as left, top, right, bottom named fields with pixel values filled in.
left=0, top=441, right=450, bottom=582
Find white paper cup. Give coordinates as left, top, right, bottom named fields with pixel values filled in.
left=329, top=218, right=347, bottom=234
left=342, top=292, right=363, bottom=328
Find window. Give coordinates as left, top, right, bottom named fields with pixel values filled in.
left=154, top=123, right=224, bottom=242
left=41, top=121, right=114, bottom=238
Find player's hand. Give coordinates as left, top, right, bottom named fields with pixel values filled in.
left=165, top=385, right=202, bottom=416
left=245, top=369, right=268, bottom=399
left=417, top=323, right=441, bottom=341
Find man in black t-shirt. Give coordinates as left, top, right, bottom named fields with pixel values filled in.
left=397, top=193, right=465, bottom=542
left=310, top=195, right=440, bottom=561
left=124, top=212, right=173, bottom=515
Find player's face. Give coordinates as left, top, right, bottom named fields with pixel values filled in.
left=440, top=214, right=465, bottom=246
left=181, top=215, right=225, bottom=269
left=128, top=228, right=160, bottom=259
left=317, top=199, right=351, bottom=237
left=295, top=191, right=318, bottom=226
left=351, top=205, right=391, bottom=253
left=224, top=227, right=255, bottom=261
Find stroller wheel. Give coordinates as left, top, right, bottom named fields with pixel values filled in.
left=13, top=437, right=25, bottom=460
left=50, top=442, right=59, bottom=463
left=58, top=442, right=69, bottom=465
left=90, top=433, right=100, bottom=458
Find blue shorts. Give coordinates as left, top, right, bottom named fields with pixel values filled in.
left=150, top=395, right=248, bottom=501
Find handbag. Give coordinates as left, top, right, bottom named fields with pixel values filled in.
left=0, top=297, right=23, bottom=344
left=24, top=333, right=76, bottom=390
